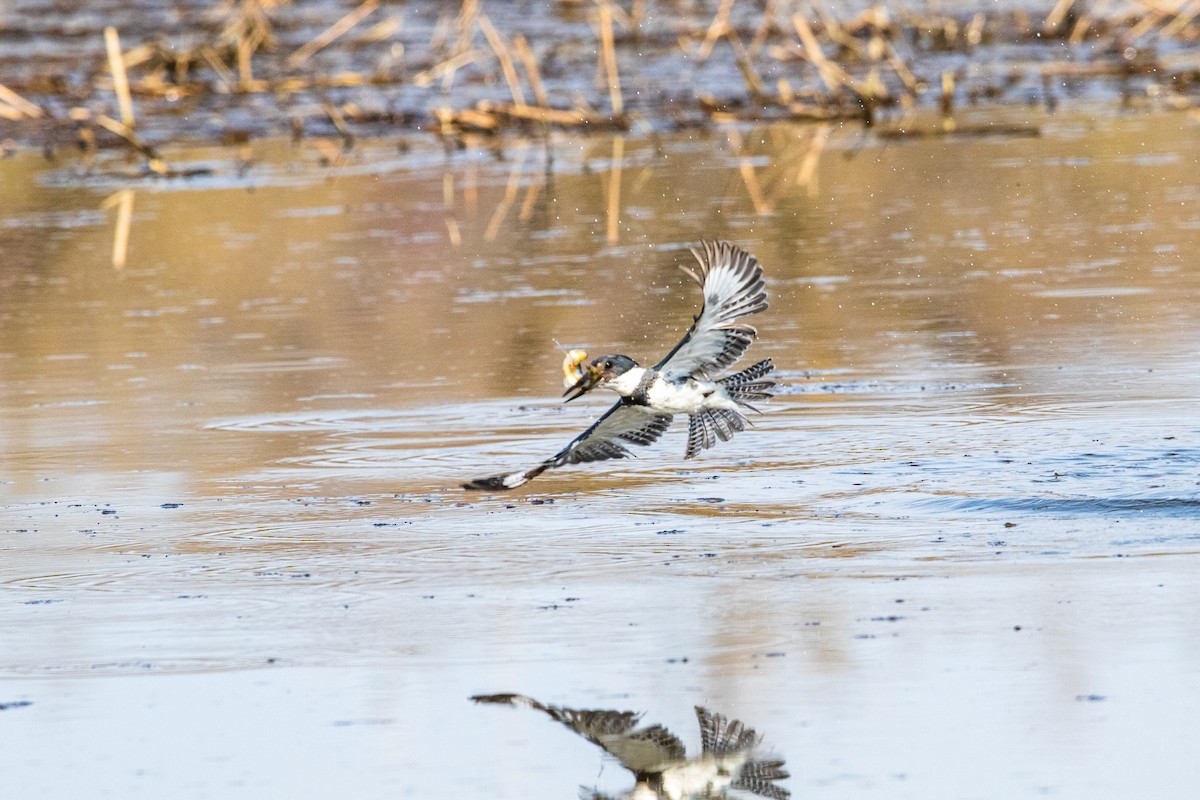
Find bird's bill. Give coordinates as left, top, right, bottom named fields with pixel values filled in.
left=562, top=364, right=602, bottom=402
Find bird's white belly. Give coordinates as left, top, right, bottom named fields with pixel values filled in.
left=646, top=378, right=732, bottom=414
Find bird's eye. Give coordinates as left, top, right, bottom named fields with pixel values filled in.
left=604, top=360, right=612, bottom=369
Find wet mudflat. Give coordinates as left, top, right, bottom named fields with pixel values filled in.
left=3, top=110, right=1200, bottom=798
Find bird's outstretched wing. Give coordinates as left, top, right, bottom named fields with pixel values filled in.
left=549, top=708, right=686, bottom=772
left=463, top=402, right=673, bottom=490
left=655, top=240, right=769, bottom=381
left=470, top=694, right=686, bottom=773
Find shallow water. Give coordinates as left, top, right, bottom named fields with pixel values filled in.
left=3, top=112, right=1200, bottom=798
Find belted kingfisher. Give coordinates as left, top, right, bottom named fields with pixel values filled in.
left=471, top=693, right=790, bottom=800
left=464, top=240, right=775, bottom=491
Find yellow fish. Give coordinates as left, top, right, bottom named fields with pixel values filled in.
left=561, top=349, right=589, bottom=388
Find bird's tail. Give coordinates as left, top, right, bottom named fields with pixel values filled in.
left=718, top=358, right=776, bottom=407
left=685, top=408, right=746, bottom=459
left=732, top=758, right=791, bottom=800
left=685, top=359, right=775, bottom=459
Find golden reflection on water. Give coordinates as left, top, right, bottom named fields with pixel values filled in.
left=1, top=112, right=1199, bottom=503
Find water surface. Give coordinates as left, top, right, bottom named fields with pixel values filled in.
left=2, top=112, right=1200, bottom=798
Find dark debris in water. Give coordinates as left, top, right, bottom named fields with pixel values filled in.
left=0, top=701, right=34, bottom=711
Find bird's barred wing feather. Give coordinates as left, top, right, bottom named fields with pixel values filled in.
left=470, top=694, right=687, bottom=773
left=463, top=402, right=672, bottom=490
left=654, top=240, right=768, bottom=381
left=696, top=706, right=791, bottom=799
left=548, top=708, right=686, bottom=772
left=696, top=706, right=760, bottom=755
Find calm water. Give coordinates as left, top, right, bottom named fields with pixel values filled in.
left=3, top=112, right=1200, bottom=798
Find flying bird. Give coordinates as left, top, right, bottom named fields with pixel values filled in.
left=464, top=240, right=775, bottom=491
left=471, top=693, right=790, bottom=800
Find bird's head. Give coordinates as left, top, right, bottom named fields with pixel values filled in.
left=563, top=354, right=639, bottom=402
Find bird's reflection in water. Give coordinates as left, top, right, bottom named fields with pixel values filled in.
left=471, top=693, right=789, bottom=800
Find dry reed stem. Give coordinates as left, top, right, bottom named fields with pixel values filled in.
left=1042, top=61, right=1133, bottom=76
left=414, top=50, right=482, bottom=88
left=429, top=12, right=451, bottom=54
left=1125, top=0, right=1176, bottom=39
left=200, top=47, right=237, bottom=92
left=792, top=14, right=852, bottom=94
left=630, top=0, right=647, bottom=35
left=750, top=0, right=778, bottom=55
left=1069, top=13, right=1095, bottom=43
left=965, top=13, right=986, bottom=45
left=478, top=101, right=607, bottom=126
left=445, top=0, right=480, bottom=92
left=513, top=35, right=549, bottom=107
left=1044, top=0, right=1076, bottom=33
left=104, top=27, right=135, bottom=129
left=698, top=0, right=733, bottom=60
left=362, top=16, right=402, bottom=44
left=433, top=105, right=498, bottom=133
left=812, top=0, right=862, bottom=55
left=0, top=83, right=43, bottom=119
left=725, top=27, right=767, bottom=99
left=1073, top=0, right=1113, bottom=42
left=478, top=14, right=527, bottom=108
left=776, top=78, right=795, bottom=104
left=288, top=0, right=380, bottom=68
left=453, top=0, right=479, bottom=53
left=598, top=2, right=623, bottom=118
left=102, top=189, right=135, bottom=269
left=222, top=1, right=274, bottom=90
left=606, top=135, right=624, bottom=243
left=95, top=114, right=165, bottom=171
left=1160, top=0, right=1200, bottom=37
left=604, top=4, right=635, bottom=29
left=237, top=35, right=255, bottom=87
left=883, top=40, right=919, bottom=94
